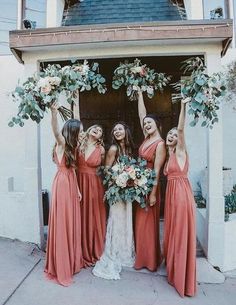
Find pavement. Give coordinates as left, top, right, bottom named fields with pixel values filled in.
left=0, top=237, right=236, bottom=305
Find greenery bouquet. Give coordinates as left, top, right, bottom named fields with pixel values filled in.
left=9, top=60, right=107, bottom=127
left=172, top=57, right=226, bottom=128
left=112, top=58, right=171, bottom=101
left=101, top=155, right=156, bottom=208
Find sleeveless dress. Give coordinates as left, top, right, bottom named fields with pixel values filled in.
left=45, top=153, right=83, bottom=286
left=134, top=138, right=163, bottom=271
left=77, top=146, right=106, bottom=267
left=92, top=159, right=135, bottom=280
left=163, top=153, right=196, bottom=297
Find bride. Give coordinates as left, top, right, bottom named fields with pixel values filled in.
left=92, top=122, right=135, bottom=280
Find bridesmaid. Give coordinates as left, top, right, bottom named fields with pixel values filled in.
left=163, top=97, right=196, bottom=297
left=134, top=90, right=166, bottom=271
left=73, top=98, right=106, bottom=267
left=45, top=102, right=83, bottom=286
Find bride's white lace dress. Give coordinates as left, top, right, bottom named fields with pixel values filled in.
left=92, top=200, right=135, bottom=280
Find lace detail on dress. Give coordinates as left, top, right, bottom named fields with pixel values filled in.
left=92, top=201, right=135, bottom=280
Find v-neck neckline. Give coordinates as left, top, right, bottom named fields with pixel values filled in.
left=174, top=153, right=187, bottom=172
left=141, top=137, right=162, bottom=152
left=84, top=146, right=97, bottom=162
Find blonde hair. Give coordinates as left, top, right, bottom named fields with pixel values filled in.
left=80, top=124, right=104, bottom=155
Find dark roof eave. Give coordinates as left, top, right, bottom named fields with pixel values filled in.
left=9, top=19, right=233, bottom=63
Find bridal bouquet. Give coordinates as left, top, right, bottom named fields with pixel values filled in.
left=102, top=155, right=156, bottom=208
left=9, top=60, right=107, bottom=127
left=172, top=57, right=226, bottom=128
left=112, top=58, right=171, bottom=100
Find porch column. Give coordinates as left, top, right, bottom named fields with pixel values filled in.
left=46, top=0, right=65, bottom=27
left=17, top=0, right=25, bottom=30
left=205, top=52, right=225, bottom=269
left=23, top=62, right=44, bottom=247
left=184, top=0, right=203, bottom=19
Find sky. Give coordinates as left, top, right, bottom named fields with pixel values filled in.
left=0, top=0, right=46, bottom=56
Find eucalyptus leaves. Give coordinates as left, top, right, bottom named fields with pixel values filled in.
left=101, top=155, right=156, bottom=208
left=112, top=58, right=171, bottom=100
left=173, top=57, right=226, bottom=128
left=9, top=60, right=107, bottom=127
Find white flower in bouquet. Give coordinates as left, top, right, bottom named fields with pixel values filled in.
left=135, top=175, right=148, bottom=188
left=111, top=164, right=120, bottom=172
left=147, top=86, right=154, bottom=96
left=37, top=77, right=52, bottom=95
left=125, top=166, right=136, bottom=180
left=131, top=66, right=143, bottom=73
left=130, top=65, right=146, bottom=76
left=116, top=172, right=129, bottom=188
left=48, top=76, right=61, bottom=87
left=81, top=61, right=90, bottom=75
left=73, top=60, right=89, bottom=76
left=61, top=65, right=70, bottom=73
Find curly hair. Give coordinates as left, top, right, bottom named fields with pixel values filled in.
left=80, top=124, right=104, bottom=155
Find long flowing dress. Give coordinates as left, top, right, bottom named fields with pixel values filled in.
left=163, top=153, right=196, bottom=297
left=134, top=138, right=163, bottom=271
left=45, top=153, right=83, bottom=286
left=92, top=158, right=135, bottom=280
left=77, top=146, right=106, bottom=267
left=92, top=201, right=135, bottom=280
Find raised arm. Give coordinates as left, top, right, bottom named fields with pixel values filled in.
left=176, top=97, right=190, bottom=153
left=137, top=89, right=147, bottom=131
left=105, top=145, right=117, bottom=167
left=50, top=102, right=65, bottom=146
left=149, top=142, right=166, bottom=206
left=73, top=90, right=80, bottom=120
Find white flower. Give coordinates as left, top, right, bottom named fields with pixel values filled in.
left=125, top=166, right=136, bottom=180
left=135, top=176, right=148, bottom=187
left=112, top=164, right=120, bottom=172
left=48, top=76, right=61, bottom=86
left=147, top=86, right=154, bottom=95
left=116, top=172, right=129, bottom=188
left=37, top=77, right=52, bottom=95
left=131, top=66, right=142, bottom=73
left=82, top=63, right=89, bottom=75
left=61, top=65, right=70, bottom=73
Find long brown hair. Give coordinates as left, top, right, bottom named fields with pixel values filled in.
left=53, top=119, right=81, bottom=168
left=111, top=121, right=134, bottom=157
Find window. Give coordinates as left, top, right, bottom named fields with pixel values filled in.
left=23, top=0, right=46, bottom=29
left=0, top=0, right=17, bottom=56
left=203, top=0, right=229, bottom=19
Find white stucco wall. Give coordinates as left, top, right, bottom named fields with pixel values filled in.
left=0, top=55, right=25, bottom=239
left=222, top=49, right=236, bottom=184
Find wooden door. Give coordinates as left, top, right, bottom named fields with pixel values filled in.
left=77, top=56, right=185, bottom=216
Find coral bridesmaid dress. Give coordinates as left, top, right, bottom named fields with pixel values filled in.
left=134, top=138, right=164, bottom=271
left=163, top=152, right=196, bottom=297
left=45, top=153, right=83, bottom=286
left=77, top=146, right=106, bottom=267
